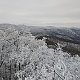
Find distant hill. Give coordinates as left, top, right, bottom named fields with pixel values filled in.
left=30, top=26, right=80, bottom=44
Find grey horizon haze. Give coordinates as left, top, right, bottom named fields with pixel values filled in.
left=0, top=0, right=80, bottom=27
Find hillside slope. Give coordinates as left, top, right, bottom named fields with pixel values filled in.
left=0, top=24, right=80, bottom=80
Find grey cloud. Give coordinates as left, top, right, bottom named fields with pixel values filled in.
left=0, top=0, right=80, bottom=26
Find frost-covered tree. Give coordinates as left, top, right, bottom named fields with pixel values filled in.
left=0, top=25, right=80, bottom=80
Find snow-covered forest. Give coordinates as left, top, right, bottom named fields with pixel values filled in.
left=0, top=25, right=80, bottom=80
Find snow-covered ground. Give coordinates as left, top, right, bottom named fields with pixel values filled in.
left=0, top=26, right=80, bottom=80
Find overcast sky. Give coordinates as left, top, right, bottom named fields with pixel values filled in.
left=0, top=0, right=80, bottom=26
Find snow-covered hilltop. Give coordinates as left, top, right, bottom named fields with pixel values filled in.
left=0, top=24, right=80, bottom=80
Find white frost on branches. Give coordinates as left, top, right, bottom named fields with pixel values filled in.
left=0, top=25, right=80, bottom=80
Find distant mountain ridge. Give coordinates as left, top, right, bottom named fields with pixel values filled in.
left=30, top=26, right=80, bottom=44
